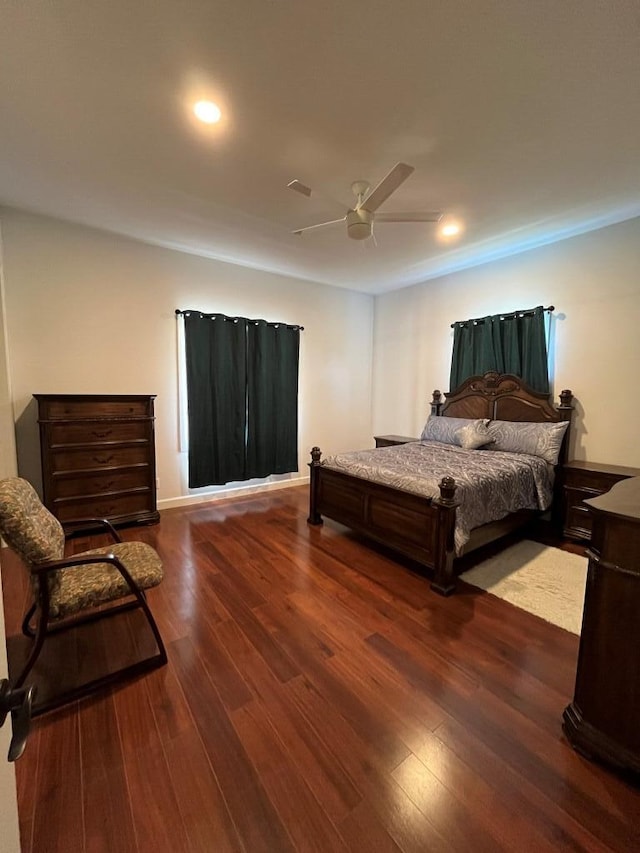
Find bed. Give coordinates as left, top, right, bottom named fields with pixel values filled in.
left=307, top=372, right=574, bottom=595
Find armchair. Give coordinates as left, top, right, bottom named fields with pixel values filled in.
left=0, top=477, right=167, bottom=715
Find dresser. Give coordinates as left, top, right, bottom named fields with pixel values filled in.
left=562, top=460, right=640, bottom=541
left=563, top=477, right=640, bottom=774
left=35, top=394, right=159, bottom=526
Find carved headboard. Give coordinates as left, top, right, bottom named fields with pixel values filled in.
left=437, top=372, right=572, bottom=423
left=430, top=372, right=574, bottom=462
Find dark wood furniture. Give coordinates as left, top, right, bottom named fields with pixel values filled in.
left=563, top=476, right=640, bottom=775
left=309, top=372, right=573, bottom=596
left=0, top=479, right=166, bottom=717
left=374, top=435, right=420, bottom=448
left=35, top=394, right=160, bottom=526
left=562, top=460, right=640, bottom=541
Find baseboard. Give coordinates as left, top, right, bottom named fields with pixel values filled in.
left=158, top=475, right=310, bottom=511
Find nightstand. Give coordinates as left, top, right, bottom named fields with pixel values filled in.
left=374, top=435, right=420, bottom=448
left=562, top=460, right=640, bottom=541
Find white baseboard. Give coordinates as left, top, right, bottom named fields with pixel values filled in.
left=158, top=475, right=310, bottom=511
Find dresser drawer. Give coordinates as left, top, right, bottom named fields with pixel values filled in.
left=50, top=467, right=151, bottom=499
left=48, top=420, right=149, bottom=447
left=563, top=467, right=625, bottom=492
left=53, top=490, right=154, bottom=523
left=564, top=500, right=594, bottom=540
left=51, top=444, right=150, bottom=474
left=41, top=398, right=152, bottom=420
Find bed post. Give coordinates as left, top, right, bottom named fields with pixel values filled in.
left=431, top=477, right=458, bottom=596
left=558, top=389, right=573, bottom=421
left=553, top=389, right=574, bottom=528
left=307, top=446, right=323, bottom=525
left=557, top=388, right=574, bottom=465
left=431, top=390, right=444, bottom=417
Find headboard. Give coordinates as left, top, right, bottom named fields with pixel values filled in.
left=431, top=372, right=573, bottom=424
left=430, top=373, right=574, bottom=465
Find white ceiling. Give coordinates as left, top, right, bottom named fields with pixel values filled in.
left=1, top=1, right=639, bottom=294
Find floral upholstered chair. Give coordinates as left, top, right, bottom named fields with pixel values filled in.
left=0, top=477, right=167, bottom=714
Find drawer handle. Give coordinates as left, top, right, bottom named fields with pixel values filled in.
left=96, top=481, right=116, bottom=491
left=93, top=455, right=114, bottom=465
left=92, top=430, right=112, bottom=439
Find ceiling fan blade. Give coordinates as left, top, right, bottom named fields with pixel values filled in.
left=376, top=211, right=443, bottom=223
left=287, top=179, right=312, bottom=197
left=358, top=163, right=414, bottom=212
left=287, top=180, right=349, bottom=211
left=292, top=217, right=346, bottom=235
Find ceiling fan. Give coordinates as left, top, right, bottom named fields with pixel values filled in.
left=288, top=163, right=442, bottom=241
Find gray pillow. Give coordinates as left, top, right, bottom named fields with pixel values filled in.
left=455, top=421, right=495, bottom=450
left=421, top=415, right=489, bottom=446
left=487, top=419, right=569, bottom=465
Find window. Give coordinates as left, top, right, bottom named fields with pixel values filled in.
left=450, top=305, right=549, bottom=393
left=182, top=312, right=300, bottom=487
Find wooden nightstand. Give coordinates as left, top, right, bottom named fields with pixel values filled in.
left=374, top=435, right=420, bottom=448
left=562, top=460, right=640, bottom=541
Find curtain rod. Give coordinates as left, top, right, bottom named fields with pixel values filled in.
left=175, top=309, right=304, bottom=331
left=450, top=305, right=554, bottom=328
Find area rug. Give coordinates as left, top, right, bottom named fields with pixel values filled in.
left=459, top=539, right=588, bottom=634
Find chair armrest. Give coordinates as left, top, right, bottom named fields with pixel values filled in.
left=31, top=553, right=121, bottom=574
left=62, top=518, right=122, bottom=543
left=32, top=552, right=146, bottom=604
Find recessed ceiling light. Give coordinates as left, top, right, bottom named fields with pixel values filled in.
left=193, top=100, right=221, bottom=124
left=441, top=223, right=460, bottom=237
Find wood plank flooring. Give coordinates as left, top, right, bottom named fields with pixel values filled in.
left=3, top=485, right=640, bottom=852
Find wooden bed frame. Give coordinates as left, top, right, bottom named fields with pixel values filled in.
left=307, top=372, right=574, bottom=596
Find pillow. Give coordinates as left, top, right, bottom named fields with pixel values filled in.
left=486, top=419, right=569, bottom=465
left=455, top=421, right=495, bottom=450
left=421, top=415, right=489, bottom=446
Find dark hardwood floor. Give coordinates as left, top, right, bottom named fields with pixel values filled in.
left=3, top=486, right=639, bottom=852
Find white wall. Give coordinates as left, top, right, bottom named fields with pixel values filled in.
left=373, top=216, right=640, bottom=467
left=0, top=209, right=374, bottom=505
left=3, top=207, right=639, bottom=492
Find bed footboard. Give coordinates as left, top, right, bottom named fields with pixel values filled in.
left=307, top=448, right=459, bottom=595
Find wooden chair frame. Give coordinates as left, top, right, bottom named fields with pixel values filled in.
left=14, top=518, right=167, bottom=716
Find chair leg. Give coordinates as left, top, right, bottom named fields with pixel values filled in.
left=26, top=592, right=166, bottom=717
left=21, top=602, right=37, bottom=638
left=131, top=587, right=168, bottom=666
left=15, top=566, right=166, bottom=716
left=14, top=605, right=48, bottom=690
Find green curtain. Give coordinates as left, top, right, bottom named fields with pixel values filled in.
left=449, top=305, right=549, bottom=393
left=184, top=313, right=247, bottom=487
left=246, top=322, right=299, bottom=479
left=184, top=312, right=300, bottom=487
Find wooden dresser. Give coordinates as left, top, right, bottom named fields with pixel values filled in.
left=563, top=477, right=640, bottom=775
left=562, top=460, right=640, bottom=541
left=35, top=394, right=159, bottom=526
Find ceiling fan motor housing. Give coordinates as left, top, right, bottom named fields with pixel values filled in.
left=346, top=208, right=373, bottom=240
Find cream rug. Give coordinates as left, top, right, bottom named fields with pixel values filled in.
left=460, top=539, right=588, bottom=634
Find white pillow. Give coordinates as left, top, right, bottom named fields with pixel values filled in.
left=421, top=415, right=489, bottom=446
left=487, top=419, right=569, bottom=465
left=455, top=421, right=495, bottom=450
